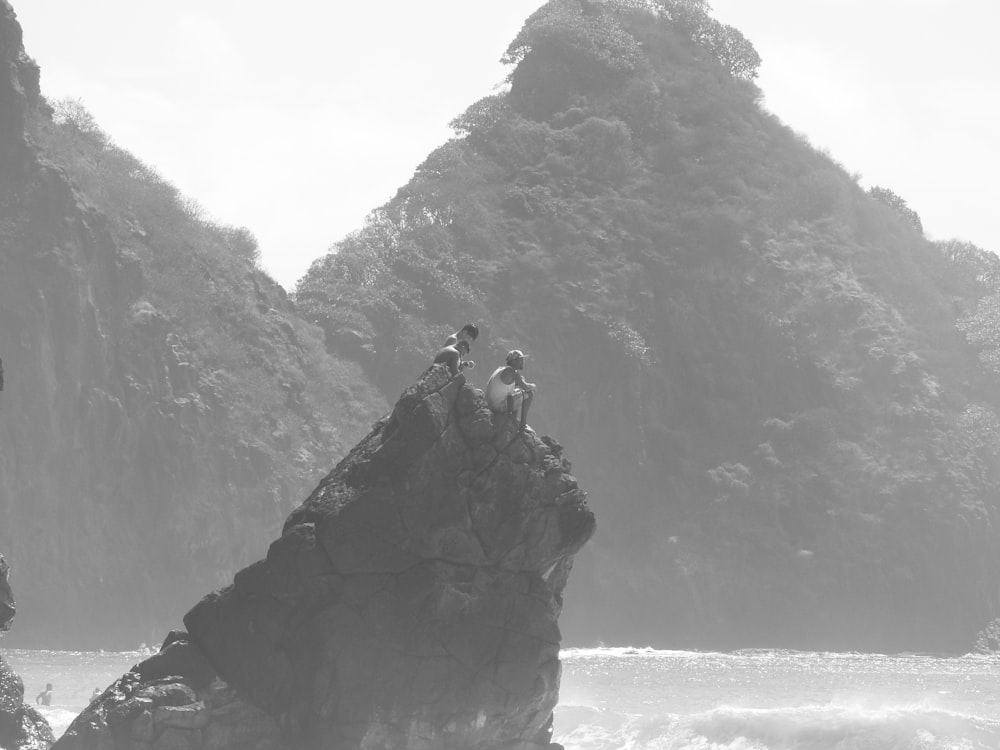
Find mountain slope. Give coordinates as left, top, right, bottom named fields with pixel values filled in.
left=0, top=0, right=386, bottom=648
left=297, top=0, right=1000, bottom=651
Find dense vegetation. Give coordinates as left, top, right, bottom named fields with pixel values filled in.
left=31, top=96, right=380, bottom=471
left=0, top=23, right=385, bottom=645
left=297, top=0, right=1000, bottom=650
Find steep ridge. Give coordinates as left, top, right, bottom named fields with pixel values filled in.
left=54, top=366, right=593, bottom=750
left=297, top=0, right=1000, bottom=651
left=0, top=1, right=386, bottom=647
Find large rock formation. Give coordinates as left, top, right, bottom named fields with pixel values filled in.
left=54, top=366, right=594, bottom=750
left=0, top=555, right=55, bottom=750
left=0, top=557, right=13, bottom=633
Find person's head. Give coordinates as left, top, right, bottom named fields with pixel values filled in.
left=456, top=340, right=470, bottom=355
left=457, top=323, right=479, bottom=343
left=506, top=349, right=527, bottom=369
left=45, top=683, right=52, bottom=691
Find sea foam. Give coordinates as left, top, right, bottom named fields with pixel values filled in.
left=555, top=701, right=1000, bottom=750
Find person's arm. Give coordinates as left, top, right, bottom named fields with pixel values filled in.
left=512, top=371, right=535, bottom=391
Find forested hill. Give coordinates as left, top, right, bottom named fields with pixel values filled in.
left=298, top=0, right=1000, bottom=652
left=0, top=1, right=385, bottom=647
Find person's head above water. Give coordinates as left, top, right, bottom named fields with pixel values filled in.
left=456, top=340, right=471, bottom=354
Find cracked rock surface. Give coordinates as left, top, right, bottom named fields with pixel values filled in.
left=1, top=555, right=55, bottom=750
left=54, top=367, right=595, bottom=750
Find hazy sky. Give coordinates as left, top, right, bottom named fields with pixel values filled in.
left=13, top=1, right=1000, bottom=289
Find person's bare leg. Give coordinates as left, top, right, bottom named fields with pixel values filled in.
left=519, top=391, right=533, bottom=433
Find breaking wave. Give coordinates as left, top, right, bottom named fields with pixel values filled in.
left=554, top=701, right=1000, bottom=750
left=36, top=707, right=79, bottom=739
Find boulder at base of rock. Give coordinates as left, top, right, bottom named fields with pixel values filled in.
left=53, top=633, right=284, bottom=750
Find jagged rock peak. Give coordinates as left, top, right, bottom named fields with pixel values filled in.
left=54, top=366, right=595, bottom=750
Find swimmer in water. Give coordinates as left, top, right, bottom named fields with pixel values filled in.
left=36, top=683, right=52, bottom=706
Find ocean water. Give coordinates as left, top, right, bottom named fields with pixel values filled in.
left=2, top=646, right=999, bottom=748
left=2, top=647, right=150, bottom=738
left=556, top=648, right=1000, bottom=749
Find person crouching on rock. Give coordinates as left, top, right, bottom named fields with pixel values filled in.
left=445, top=322, right=479, bottom=349
left=444, top=323, right=479, bottom=369
left=486, top=349, right=535, bottom=432
left=433, top=339, right=474, bottom=378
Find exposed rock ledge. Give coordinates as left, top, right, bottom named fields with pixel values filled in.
left=55, top=366, right=595, bottom=750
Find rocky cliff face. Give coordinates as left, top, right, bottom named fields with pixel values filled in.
left=54, top=366, right=594, bottom=750
left=0, top=0, right=385, bottom=647
left=0, top=0, right=37, bottom=177
left=0, top=557, right=13, bottom=632
left=0, top=555, right=55, bottom=750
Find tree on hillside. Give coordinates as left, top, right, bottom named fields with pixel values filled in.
left=220, top=226, right=262, bottom=269
left=504, top=0, right=760, bottom=84
left=51, top=97, right=107, bottom=145
left=450, top=94, right=511, bottom=141
left=650, top=0, right=761, bottom=80
left=701, top=22, right=761, bottom=80
left=958, top=293, right=1000, bottom=375
left=941, top=240, right=1000, bottom=291
left=502, top=0, right=643, bottom=72
left=950, top=241, right=1000, bottom=373
left=868, top=185, right=923, bottom=233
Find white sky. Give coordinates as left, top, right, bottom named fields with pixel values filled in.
left=12, top=1, right=1000, bottom=289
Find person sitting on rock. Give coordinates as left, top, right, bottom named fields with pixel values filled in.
left=444, top=323, right=479, bottom=370
left=486, top=350, right=535, bottom=432
left=36, top=683, right=52, bottom=706
left=433, top=340, right=474, bottom=378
